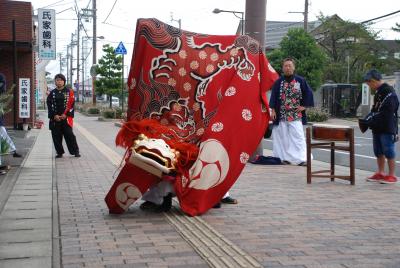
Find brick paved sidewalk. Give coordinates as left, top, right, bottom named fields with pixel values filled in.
left=56, top=119, right=207, bottom=268
left=1, top=112, right=400, bottom=268
left=204, top=163, right=400, bottom=268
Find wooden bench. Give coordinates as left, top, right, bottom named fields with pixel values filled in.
left=306, top=124, right=355, bottom=185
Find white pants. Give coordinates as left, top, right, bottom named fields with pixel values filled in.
left=272, top=121, right=307, bottom=165
left=223, top=191, right=230, bottom=199
left=142, top=180, right=174, bottom=205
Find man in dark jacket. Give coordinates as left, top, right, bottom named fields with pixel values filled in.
left=364, top=69, right=399, bottom=184
left=269, top=57, right=314, bottom=166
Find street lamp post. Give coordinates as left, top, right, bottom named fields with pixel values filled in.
left=92, top=0, right=97, bottom=105
left=170, top=12, right=181, bottom=29
left=213, top=8, right=244, bottom=35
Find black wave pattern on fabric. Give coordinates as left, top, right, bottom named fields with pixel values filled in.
left=138, top=18, right=182, bottom=50
left=234, top=35, right=261, bottom=55
left=136, top=73, right=181, bottom=119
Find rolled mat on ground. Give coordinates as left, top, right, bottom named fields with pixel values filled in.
left=250, top=155, right=282, bottom=165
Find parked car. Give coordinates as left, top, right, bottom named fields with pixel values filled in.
left=111, top=97, right=119, bottom=107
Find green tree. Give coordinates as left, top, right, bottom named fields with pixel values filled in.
left=95, top=44, right=123, bottom=108
left=313, top=14, right=398, bottom=83
left=267, top=28, right=327, bottom=91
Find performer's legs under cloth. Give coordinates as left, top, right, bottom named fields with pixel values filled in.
left=140, top=180, right=174, bottom=212
left=272, top=121, right=308, bottom=165
left=221, top=191, right=238, bottom=204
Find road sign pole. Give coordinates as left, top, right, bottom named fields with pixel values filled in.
left=121, top=54, right=124, bottom=111
left=114, top=41, right=127, bottom=112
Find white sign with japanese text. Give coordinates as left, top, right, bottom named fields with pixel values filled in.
left=19, top=78, right=30, bottom=118
left=38, top=9, right=56, bottom=60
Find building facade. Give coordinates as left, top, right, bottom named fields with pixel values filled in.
left=0, top=0, right=35, bottom=128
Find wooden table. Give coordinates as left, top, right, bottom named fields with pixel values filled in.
left=306, top=124, right=355, bottom=185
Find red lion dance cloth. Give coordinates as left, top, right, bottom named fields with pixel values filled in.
left=105, top=18, right=278, bottom=216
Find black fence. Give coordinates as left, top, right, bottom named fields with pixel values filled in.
left=321, top=83, right=361, bottom=117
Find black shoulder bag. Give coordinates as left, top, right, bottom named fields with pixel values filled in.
left=358, top=93, right=392, bottom=133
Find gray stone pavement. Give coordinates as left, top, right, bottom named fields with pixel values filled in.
left=0, top=112, right=400, bottom=268
left=0, top=124, right=53, bottom=268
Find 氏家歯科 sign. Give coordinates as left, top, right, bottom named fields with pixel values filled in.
left=38, top=9, right=56, bottom=60
left=19, top=78, right=30, bottom=118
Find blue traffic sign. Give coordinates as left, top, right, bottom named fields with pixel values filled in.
left=115, top=41, right=127, bottom=55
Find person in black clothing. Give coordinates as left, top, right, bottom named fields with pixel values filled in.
left=363, top=70, right=399, bottom=184
left=47, top=74, right=80, bottom=158
left=0, top=73, right=6, bottom=93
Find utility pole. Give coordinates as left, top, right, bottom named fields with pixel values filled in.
left=79, top=7, right=97, bottom=104
left=304, top=0, right=309, bottom=32
left=245, top=0, right=266, bottom=51
left=289, top=0, right=309, bottom=32
left=82, top=36, right=85, bottom=104
left=58, top=52, right=63, bottom=74
left=69, top=33, right=75, bottom=86
left=66, top=45, right=70, bottom=83
left=121, top=54, right=124, bottom=111
left=92, top=0, right=97, bottom=105
left=76, top=11, right=80, bottom=102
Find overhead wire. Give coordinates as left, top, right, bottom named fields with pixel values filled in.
left=360, top=10, right=400, bottom=24
left=101, top=21, right=132, bottom=31
left=102, top=0, right=119, bottom=24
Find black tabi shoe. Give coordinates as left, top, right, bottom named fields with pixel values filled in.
left=13, top=152, right=22, bottom=158
left=213, top=202, right=221, bottom=209
left=75, top=153, right=81, bottom=157
left=155, top=193, right=173, bottom=213
left=140, top=193, right=173, bottom=213
left=139, top=201, right=159, bottom=211
left=221, top=196, right=238, bottom=204
left=55, top=154, right=63, bottom=158
left=0, top=165, right=10, bottom=170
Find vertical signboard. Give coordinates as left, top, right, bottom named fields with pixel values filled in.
left=38, top=9, right=56, bottom=60
left=361, top=83, right=370, bottom=106
left=19, top=78, right=30, bottom=118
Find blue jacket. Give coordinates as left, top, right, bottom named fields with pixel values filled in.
left=269, top=74, right=314, bottom=125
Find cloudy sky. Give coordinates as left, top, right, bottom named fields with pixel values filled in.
left=25, top=0, right=400, bottom=76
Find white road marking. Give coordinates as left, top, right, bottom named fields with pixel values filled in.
left=74, top=122, right=122, bottom=166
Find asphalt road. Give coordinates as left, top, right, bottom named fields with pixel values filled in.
left=263, top=127, right=400, bottom=177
